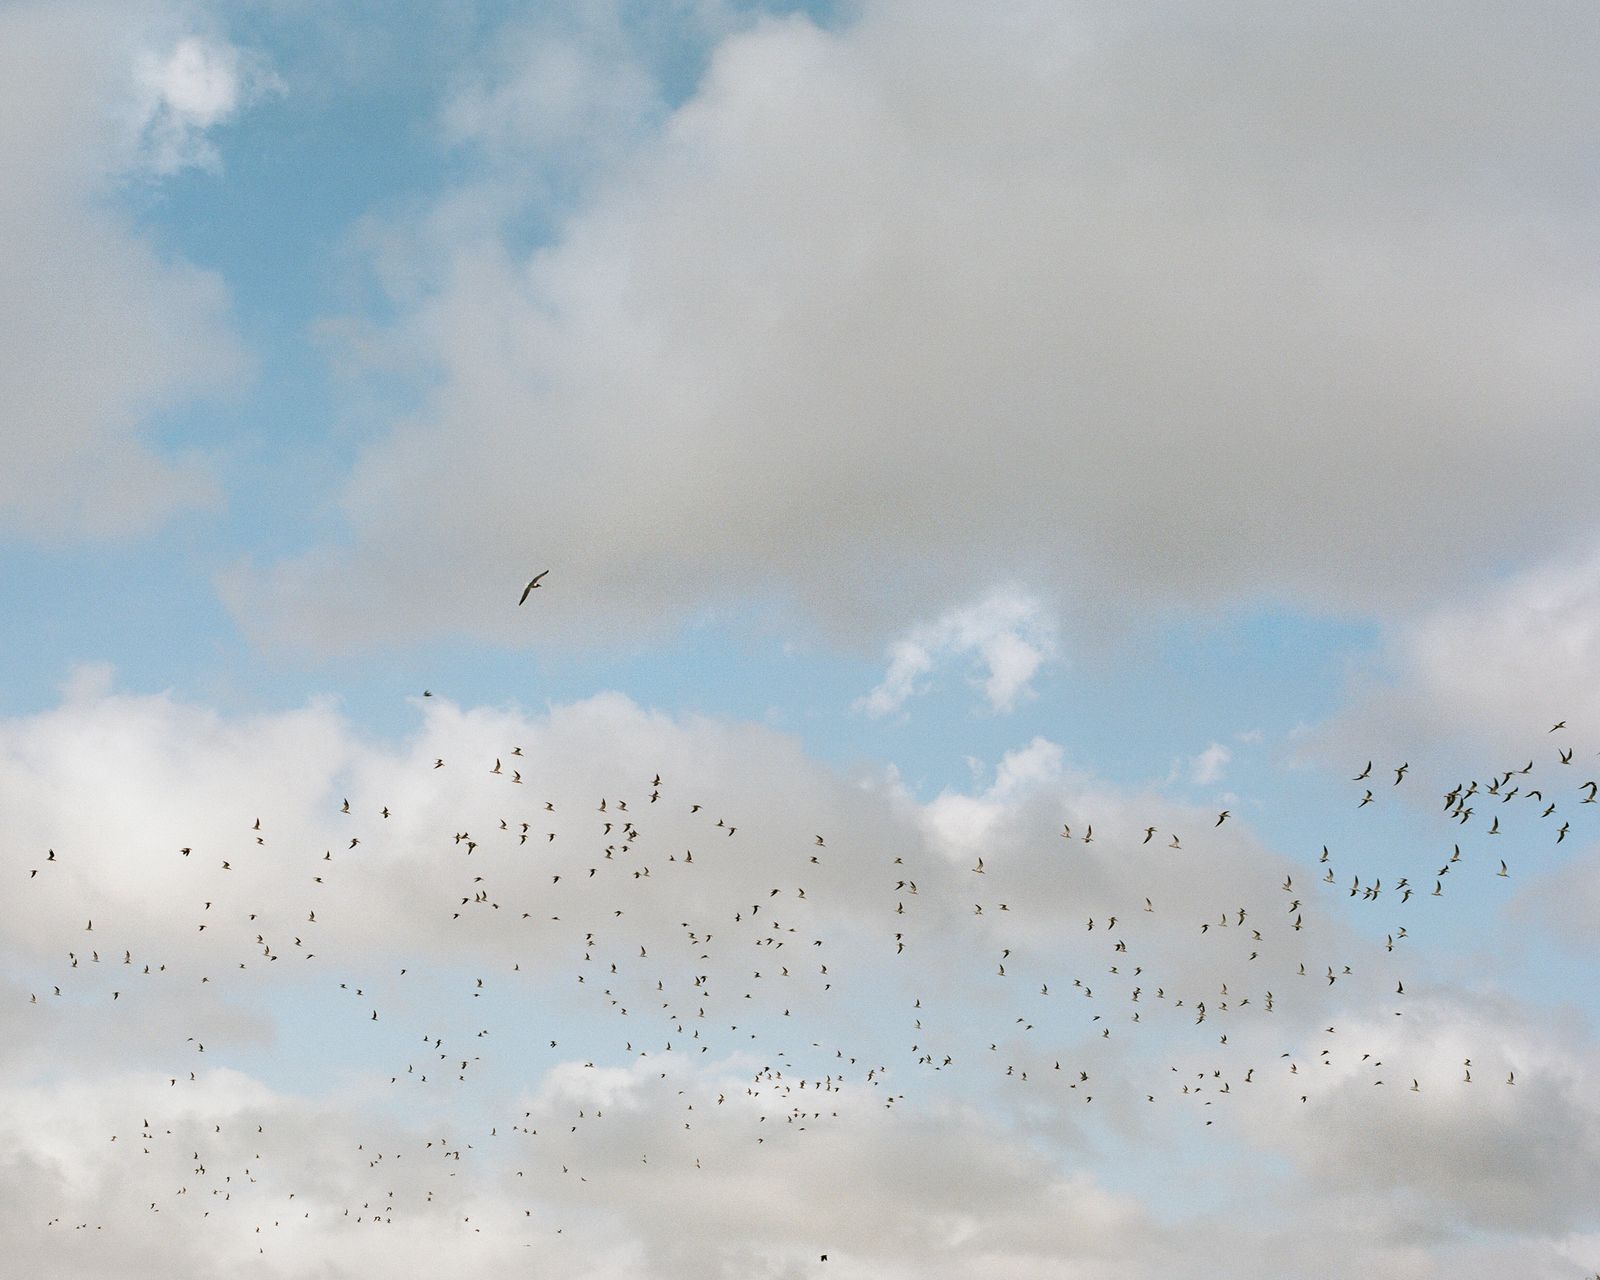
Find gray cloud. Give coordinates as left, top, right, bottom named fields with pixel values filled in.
left=242, top=0, right=1600, bottom=653
left=0, top=1, right=251, bottom=540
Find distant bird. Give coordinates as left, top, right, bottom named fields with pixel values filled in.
left=1354, top=761, right=1372, bottom=780
left=518, top=571, right=550, bottom=604
left=1215, top=811, right=1229, bottom=826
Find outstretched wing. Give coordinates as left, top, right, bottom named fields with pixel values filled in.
left=518, top=570, right=549, bottom=604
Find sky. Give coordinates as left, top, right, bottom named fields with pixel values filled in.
left=4, top=1, right=1600, bottom=1276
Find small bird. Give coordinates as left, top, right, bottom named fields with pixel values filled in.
left=518, top=571, right=550, bottom=604
left=1215, top=811, right=1229, bottom=826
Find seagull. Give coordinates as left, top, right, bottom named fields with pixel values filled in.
left=518, top=571, right=550, bottom=604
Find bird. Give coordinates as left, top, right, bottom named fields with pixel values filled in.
left=518, top=571, right=550, bottom=604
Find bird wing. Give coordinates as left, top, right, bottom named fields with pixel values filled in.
left=518, top=571, right=549, bottom=605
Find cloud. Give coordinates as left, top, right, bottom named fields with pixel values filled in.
left=1309, top=544, right=1600, bottom=776
left=0, top=2, right=256, bottom=540
left=133, top=34, right=281, bottom=175
left=3, top=678, right=1598, bottom=1274
left=1187, top=742, right=1232, bottom=786
left=1382, top=549, right=1600, bottom=744
left=856, top=587, right=1057, bottom=717
left=241, top=0, right=1600, bottom=654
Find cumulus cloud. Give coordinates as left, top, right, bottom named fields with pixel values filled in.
left=133, top=34, right=281, bottom=175
left=856, top=587, right=1057, bottom=717
left=1309, top=544, right=1600, bottom=777
left=240, top=0, right=1600, bottom=654
left=0, top=2, right=256, bottom=540
left=1188, top=742, right=1232, bottom=786
left=3, top=678, right=1596, bottom=1275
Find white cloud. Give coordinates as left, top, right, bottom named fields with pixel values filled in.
left=857, top=588, right=1058, bottom=717
left=1312, top=544, right=1600, bottom=773
left=1188, top=742, right=1232, bottom=786
left=243, top=0, right=1600, bottom=653
left=133, top=34, right=279, bottom=175
left=0, top=3, right=257, bottom=540
left=3, top=680, right=1598, bottom=1275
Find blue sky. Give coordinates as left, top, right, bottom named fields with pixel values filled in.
left=5, top=2, right=1600, bottom=1277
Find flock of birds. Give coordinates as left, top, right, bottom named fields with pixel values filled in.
left=10, top=578, right=1588, bottom=1266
